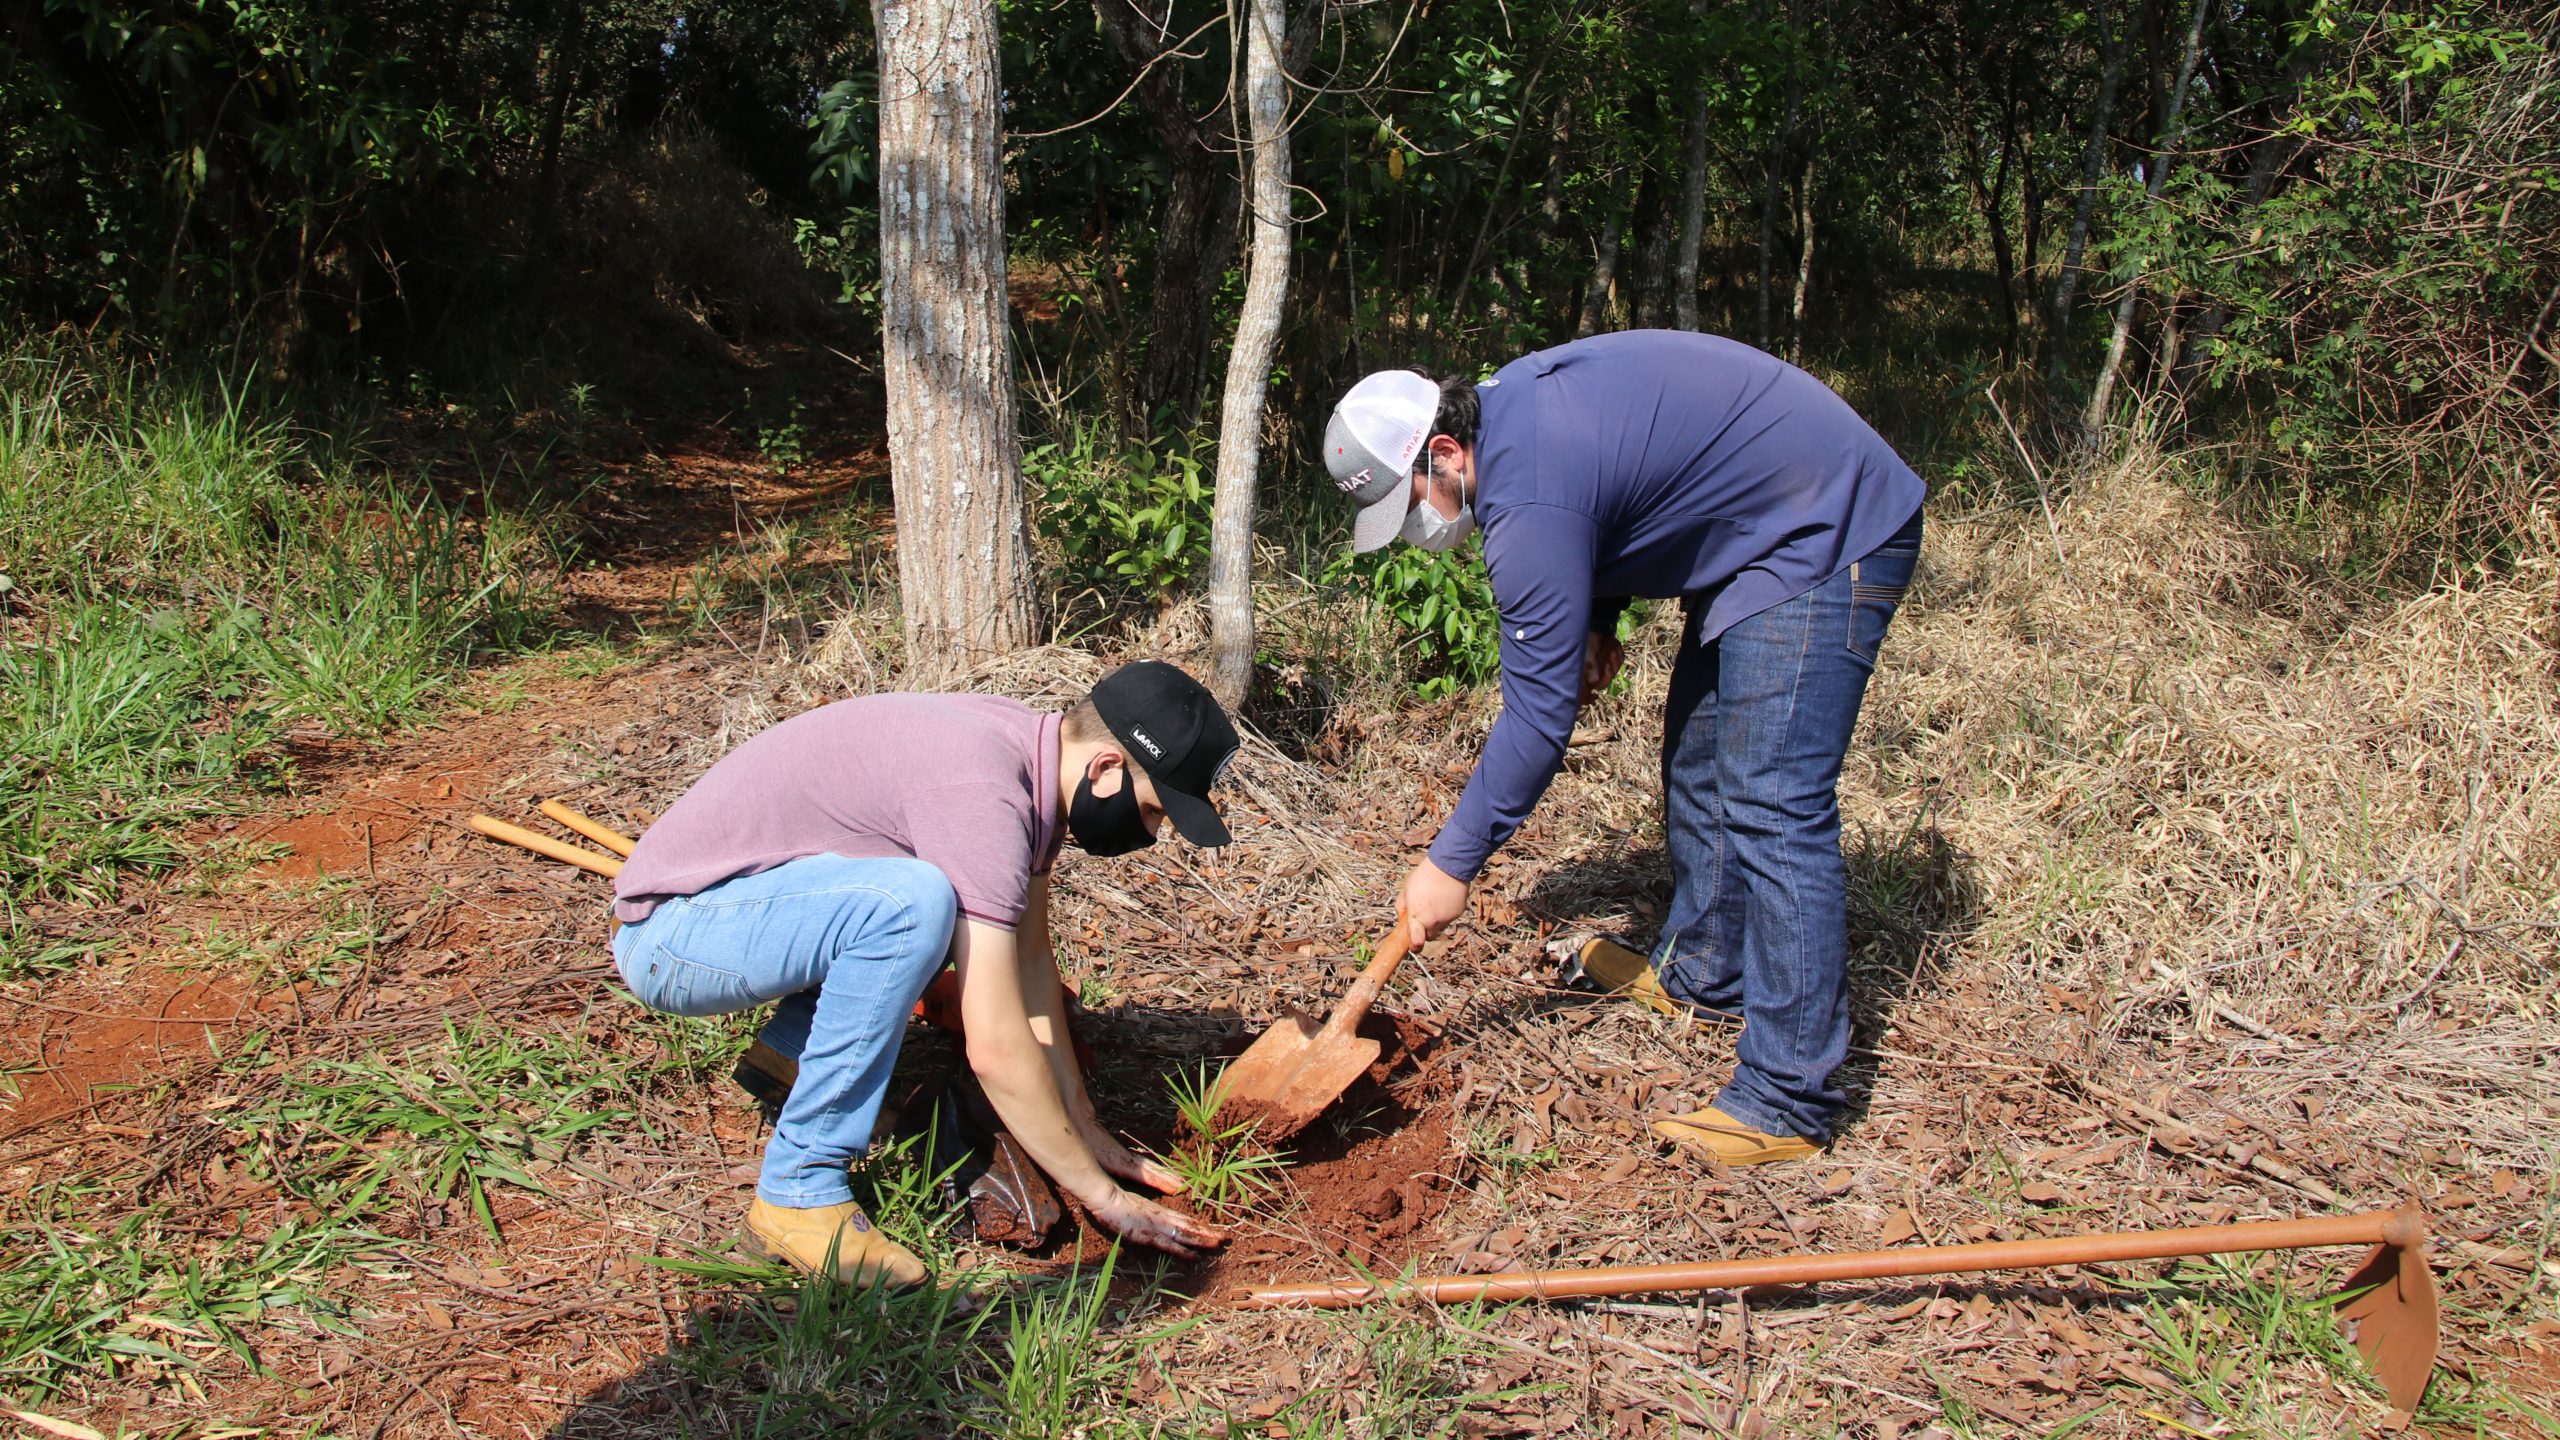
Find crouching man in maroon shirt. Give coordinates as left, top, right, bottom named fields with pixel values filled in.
left=609, top=661, right=1237, bottom=1283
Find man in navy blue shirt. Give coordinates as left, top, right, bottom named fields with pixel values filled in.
left=1324, top=330, right=1926, bottom=1165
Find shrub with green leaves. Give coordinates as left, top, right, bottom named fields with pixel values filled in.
left=1324, top=541, right=1505, bottom=699
left=1026, top=419, right=1212, bottom=603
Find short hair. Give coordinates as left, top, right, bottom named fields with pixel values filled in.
left=1061, top=696, right=1109, bottom=744
left=1409, top=370, right=1480, bottom=471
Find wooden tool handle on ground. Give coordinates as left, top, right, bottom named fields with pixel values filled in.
left=1317, top=923, right=1415, bottom=1042
left=467, top=815, right=624, bottom=879
left=540, top=799, right=637, bottom=856
left=1244, top=1207, right=2423, bottom=1309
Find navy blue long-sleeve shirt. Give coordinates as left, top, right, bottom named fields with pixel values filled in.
left=1427, top=331, right=1928, bottom=882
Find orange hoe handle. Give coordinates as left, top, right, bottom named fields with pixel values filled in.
left=540, top=799, right=637, bottom=856
left=467, top=814, right=624, bottom=879
left=1243, top=1207, right=2425, bottom=1309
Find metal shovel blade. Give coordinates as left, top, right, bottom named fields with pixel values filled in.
left=2335, top=1213, right=2439, bottom=1420
left=1214, top=925, right=1411, bottom=1141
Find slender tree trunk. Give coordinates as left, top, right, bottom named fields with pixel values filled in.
left=1632, top=175, right=1673, bottom=328
left=1207, top=0, right=1292, bottom=708
left=1094, top=0, right=1239, bottom=427
left=1789, top=155, right=1818, bottom=361
left=1449, top=48, right=1553, bottom=318
left=2085, top=0, right=2209, bottom=431
left=1961, top=67, right=2024, bottom=360
left=875, top=0, right=1037, bottom=669
left=534, top=0, right=585, bottom=242
left=1757, top=136, right=1786, bottom=348
left=1577, top=187, right=1629, bottom=338
left=1758, top=1, right=1805, bottom=349
left=2046, top=0, right=2126, bottom=389
left=1674, top=76, right=1714, bottom=331
left=1533, top=97, right=1579, bottom=324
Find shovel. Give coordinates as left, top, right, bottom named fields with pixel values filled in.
left=1213, top=919, right=1415, bottom=1143
left=1242, top=1203, right=2440, bottom=1420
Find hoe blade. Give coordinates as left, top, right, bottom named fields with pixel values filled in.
left=2336, top=1232, right=2439, bottom=1421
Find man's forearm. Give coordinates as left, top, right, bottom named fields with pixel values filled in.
left=1018, top=946, right=1100, bottom=1127
left=969, top=1026, right=1112, bottom=1197
left=954, top=921, right=1113, bottom=1200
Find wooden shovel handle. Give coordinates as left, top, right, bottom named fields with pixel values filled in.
left=540, top=799, right=637, bottom=856
left=467, top=815, right=624, bottom=879
left=1316, top=919, right=1415, bottom=1042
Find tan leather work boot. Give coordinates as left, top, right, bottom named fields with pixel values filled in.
left=1650, top=1105, right=1820, bottom=1166
left=1571, top=937, right=1684, bottom=1017
left=743, top=1197, right=928, bottom=1286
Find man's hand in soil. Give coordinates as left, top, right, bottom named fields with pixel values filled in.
left=1081, top=1122, right=1185, bottom=1195
left=1580, top=631, right=1626, bottom=707
left=1400, top=859, right=1470, bottom=944
left=1083, top=1185, right=1228, bottom=1259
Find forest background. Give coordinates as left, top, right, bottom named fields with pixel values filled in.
left=1, top=0, right=2556, bottom=1432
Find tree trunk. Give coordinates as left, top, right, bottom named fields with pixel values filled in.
left=1094, top=0, right=1240, bottom=427
left=2084, top=0, right=2209, bottom=431
left=2173, top=35, right=2317, bottom=390
left=1757, top=135, right=1785, bottom=348
left=1789, top=155, right=1818, bottom=361
left=2046, top=0, right=2126, bottom=390
left=1577, top=184, right=1629, bottom=338
left=1758, top=0, right=1806, bottom=349
left=874, top=0, right=1038, bottom=671
left=1632, top=174, right=1673, bottom=328
left=534, top=0, right=586, bottom=243
left=1206, top=0, right=1292, bottom=709
left=1959, top=61, right=2024, bottom=360
left=1534, top=97, right=1579, bottom=325
left=1674, top=76, right=1714, bottom=331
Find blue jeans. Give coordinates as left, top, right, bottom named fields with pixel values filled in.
left=1653, top=510, right=1922, bottom=1142
left=610, top=854, right=958, bottom=1207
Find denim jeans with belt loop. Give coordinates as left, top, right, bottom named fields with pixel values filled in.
left=1651, top=508, right=1923, bottom=1142
left=609, top=854, right=958, bottom=1208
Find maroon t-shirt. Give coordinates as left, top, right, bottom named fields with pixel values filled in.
left=612, top=694, right=1063, bottom=930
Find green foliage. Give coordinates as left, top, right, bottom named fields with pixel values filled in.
left=0, top=1178, right=383, bottom=1396
left=2094, top=1, right=2555, bottom=567
left=1027, top=419, right=1213, bottom=603
left=232, top=1022, right=636, bottom=1243
left=0, top=344, right=566, bottom=931
left=1324, top=542, right=1504, bottom=699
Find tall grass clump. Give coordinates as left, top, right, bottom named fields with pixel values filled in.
left=0, top=342, right=563, bottom=939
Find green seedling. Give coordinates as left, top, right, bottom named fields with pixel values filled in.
left=1463, top=1116, right=1562, bottom=1180
left=1159, top=1063, right=1289, bottom=1217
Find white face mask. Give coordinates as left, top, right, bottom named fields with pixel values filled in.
left=1400, top=463, right=1477, bottom=552
left=1401, top=497, right=1476, bottom=551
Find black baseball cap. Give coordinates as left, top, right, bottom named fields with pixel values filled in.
left=1090, top=660, right=1239, bottom=847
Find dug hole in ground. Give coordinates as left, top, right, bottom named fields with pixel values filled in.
left=4, top=439, right=2555, bottom=1437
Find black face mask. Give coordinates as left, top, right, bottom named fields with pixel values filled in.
left=1067, top=768, right=1158, bottom=856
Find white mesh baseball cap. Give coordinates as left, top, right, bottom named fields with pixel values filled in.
left=1322, top=370, right=1440, bottom=553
